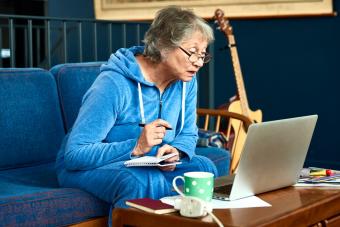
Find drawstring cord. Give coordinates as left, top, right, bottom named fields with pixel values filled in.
left=138, top=81, right=186, bottom=132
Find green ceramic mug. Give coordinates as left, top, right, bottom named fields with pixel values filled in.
left=172, top=171, right=214, bottom=202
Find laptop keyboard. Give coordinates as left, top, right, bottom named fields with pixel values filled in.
left=214, top=184, right=232, bottom=194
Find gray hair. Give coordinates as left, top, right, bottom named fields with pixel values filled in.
left=143, top=6, right=214, bottom=63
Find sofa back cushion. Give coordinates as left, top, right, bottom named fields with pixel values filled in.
left=51, top=62, right=103, bottom=132
left=0, top=69, right=65, bottom=170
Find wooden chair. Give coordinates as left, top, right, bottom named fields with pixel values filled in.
left=196, top=108, right=252, bottom=174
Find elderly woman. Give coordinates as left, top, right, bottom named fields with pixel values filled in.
left=55, top=6, right=221, bottom=209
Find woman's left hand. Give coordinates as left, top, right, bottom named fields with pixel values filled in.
left=156, top=144, right=180, bottom=171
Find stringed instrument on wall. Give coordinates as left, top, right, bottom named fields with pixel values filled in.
left=214, top=9, right=262, bottom=173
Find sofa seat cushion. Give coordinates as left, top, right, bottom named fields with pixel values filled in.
left=0, top=163, right=109, bottom=226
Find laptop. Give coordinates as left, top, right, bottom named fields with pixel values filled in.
left=213, top=115, right=318, bottom=201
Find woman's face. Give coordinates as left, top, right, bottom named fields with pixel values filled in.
left=161, top=31, right=209, bottom=82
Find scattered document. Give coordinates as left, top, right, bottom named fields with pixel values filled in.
left=161, top=195, right=271, bottom=209
left=295, top=176, right=340, bottom=187
left=294, top=178, right=340, bottom=187
left=294, top=183, right=340, bottom=187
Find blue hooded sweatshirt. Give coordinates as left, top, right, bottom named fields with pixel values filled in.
left=58, top=46, right=199, bottom=171
left=55, top=46, right=218, bottom=212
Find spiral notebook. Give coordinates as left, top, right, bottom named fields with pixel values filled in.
left=124, top=153, right=182, bottom=167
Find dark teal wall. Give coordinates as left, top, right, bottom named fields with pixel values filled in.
left=47, top=0, right=94, bottom=18
left=48, top=0, right=339, bottom=169
left=209, top=3, right=340, bottom=169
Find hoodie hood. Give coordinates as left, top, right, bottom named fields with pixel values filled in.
left=100, top=46, right=152, bottom=86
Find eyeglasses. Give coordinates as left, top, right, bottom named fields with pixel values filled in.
left=178, top=46, right=212, bottom=64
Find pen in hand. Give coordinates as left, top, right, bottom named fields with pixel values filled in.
left=139, top=123, right=173, bottom=130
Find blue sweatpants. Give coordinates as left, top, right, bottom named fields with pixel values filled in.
left=57, top=155, right=218, bottom=208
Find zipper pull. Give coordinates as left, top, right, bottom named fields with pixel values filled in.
left=158, top=100, right=162, bottom=118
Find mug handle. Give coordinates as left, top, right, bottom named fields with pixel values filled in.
left=172, top=176, right=185, bottom=197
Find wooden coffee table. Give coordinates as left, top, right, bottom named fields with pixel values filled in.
left=111, top=186, right=340, bottom=227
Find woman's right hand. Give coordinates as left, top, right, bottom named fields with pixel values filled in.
left=132, top=119, right=172, bottom=156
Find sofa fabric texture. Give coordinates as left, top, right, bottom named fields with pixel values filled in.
left=0, top=163, right=109, bottom=226
left=0, top=68, right=109, bottom=226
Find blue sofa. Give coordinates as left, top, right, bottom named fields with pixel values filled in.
left=0, top=63, right=230, bottom=226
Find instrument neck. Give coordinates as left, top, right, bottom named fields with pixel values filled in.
left=228, top=34, right=250, bottom=117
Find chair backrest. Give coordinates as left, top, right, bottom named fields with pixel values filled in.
left=196, top=108, right=252, bottom=174
left=51, top=62, right=104, bottom=132
left=0, top=68, right=65, bottom=170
